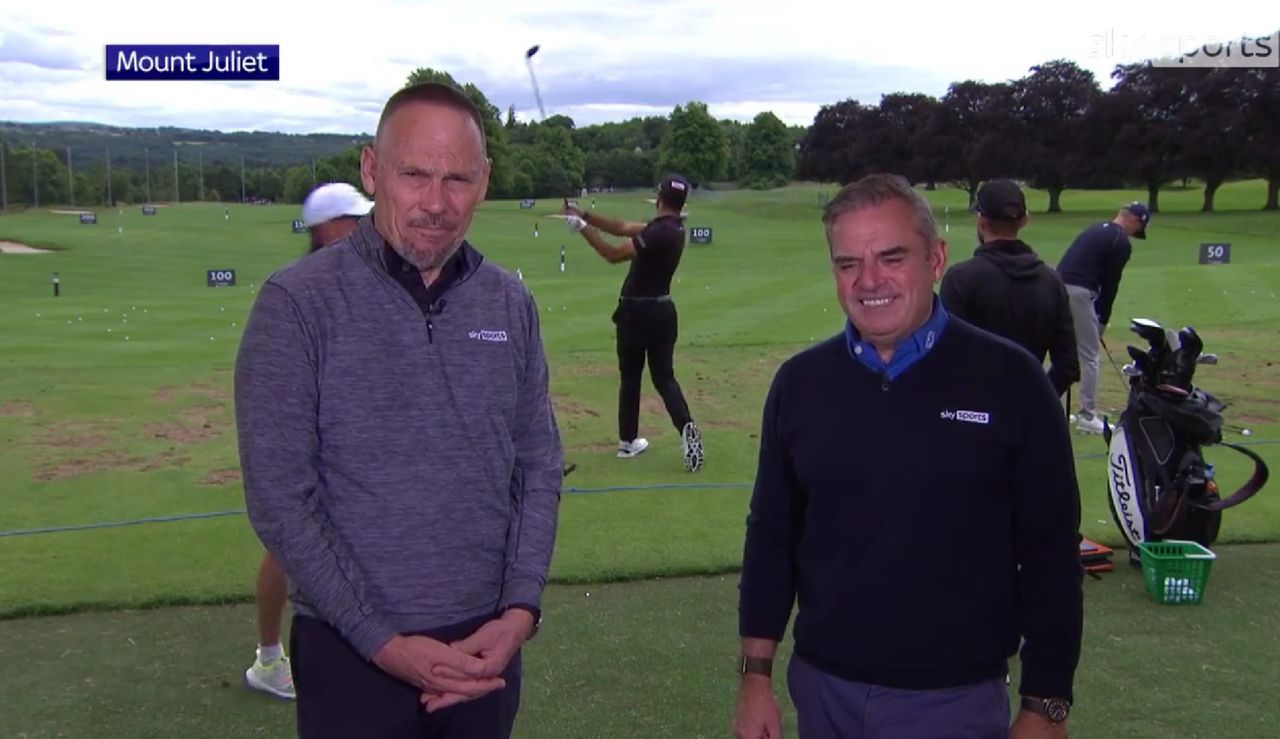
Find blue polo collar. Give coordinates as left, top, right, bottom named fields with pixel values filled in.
left=845, top=295, right=949, bottom=380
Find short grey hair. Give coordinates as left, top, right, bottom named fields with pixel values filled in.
left=822, top=173, right=939, bottom=252
left=374, top=81, right=488, bottom=159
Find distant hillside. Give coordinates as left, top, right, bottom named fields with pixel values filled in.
left=0, top=121, right=368, bottom=170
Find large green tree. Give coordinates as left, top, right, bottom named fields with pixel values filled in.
left=657, top=101, right=729, bottom=186
left=741, top=111, right=794, bottom=189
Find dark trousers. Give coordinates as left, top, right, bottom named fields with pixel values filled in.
left=787, top=655, right=1010, bottom=739
left=291, top=614, right=522, bottom=739
left=613, top=300, right=693, bottom=442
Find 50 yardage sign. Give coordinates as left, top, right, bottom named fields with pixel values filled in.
left=1199, top=242, right=1230, bottom=264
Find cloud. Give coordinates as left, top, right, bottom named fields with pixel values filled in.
left=0, top=28, right=91, bottom=71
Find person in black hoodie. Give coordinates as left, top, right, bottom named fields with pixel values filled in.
left=940, top=180, right=1079, bottom=398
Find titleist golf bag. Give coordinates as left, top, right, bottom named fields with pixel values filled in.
left=1103, top=318, right=1269, bottom=565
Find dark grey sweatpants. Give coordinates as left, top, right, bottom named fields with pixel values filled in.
left=787, top=655, right=1011, bottom=739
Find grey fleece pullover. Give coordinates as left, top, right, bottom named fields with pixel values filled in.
left=234, top=215, right=563, bottom=660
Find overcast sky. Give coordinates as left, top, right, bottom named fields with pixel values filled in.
left=1, top=1, right=1275, bottom=135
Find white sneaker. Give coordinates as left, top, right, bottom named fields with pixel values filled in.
left=617, top=438, right=649, bottom=458
left=244, top=649, right=295, bottom=700
left=1075, top=413, right=1105, bottom=435
left=681, top=421, right=704, bottom=473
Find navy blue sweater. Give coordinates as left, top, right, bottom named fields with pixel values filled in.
left=1056, top=221, right=1132, bottom=325
left=738, top=317, right=1083, bottom=701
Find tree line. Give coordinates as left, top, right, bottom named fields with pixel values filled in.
left=4, top=56, right=1276, bottom=211
left=798, top=60, right=1280, bottom=212
left=0, top=67, right=804, bottom=209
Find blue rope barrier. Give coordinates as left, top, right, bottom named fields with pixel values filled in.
left=2, top=439, right=1275, bottom=539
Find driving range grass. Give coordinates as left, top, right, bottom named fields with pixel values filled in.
left=1, top=181, right=1278, bottom=618
left=2, top=544, right=1279, bottom=739
left=1, top=181, right=1278, bottom=738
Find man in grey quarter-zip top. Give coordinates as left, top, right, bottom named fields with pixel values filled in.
left=234, top=81, right=564, bottom=739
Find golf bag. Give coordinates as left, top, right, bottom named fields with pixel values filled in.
left=1103, top=319, right=1269, bottom=564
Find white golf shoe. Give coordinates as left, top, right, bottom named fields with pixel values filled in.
left=244, top=648, right=295, bottom=700
left=617, top=438, right=650, bottom=458
left=1075, top=413, right=1105, bottom=435
left=681, top=421, right=704, bottom=473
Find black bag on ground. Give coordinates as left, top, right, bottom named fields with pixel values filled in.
left=1103, top=319, right=1268, bottom=565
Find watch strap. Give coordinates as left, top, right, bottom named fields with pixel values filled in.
left=739, top=656, right=773, bottom=677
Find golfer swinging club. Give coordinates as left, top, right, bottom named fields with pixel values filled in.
left=563, top=175, right=704, bottom=472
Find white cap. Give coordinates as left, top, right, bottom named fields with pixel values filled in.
left=301, top=182, right=373, bottom=227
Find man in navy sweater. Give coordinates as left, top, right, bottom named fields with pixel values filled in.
left=1056, top=202, right=1150, bottom=434
left=734, top=174, right=1083, bottom=739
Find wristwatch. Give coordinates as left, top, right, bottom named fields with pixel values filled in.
left=1021, top=696, right=1071, bottom=723
left=504, top=604, right=542, bottom=639
left=738, top=656, right=773, bottom=677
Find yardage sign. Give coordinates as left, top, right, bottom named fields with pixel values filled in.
left=690, top=226, right=713, bottom=245
left=519, top=198, right=536, bottom=209
left=1199, top=242, right=1231, bottom=265
left=80, top=213, right=97, bottom=224
left=292, top=219, right=307, bottom=233
left=207, top=269, right=237, bottom=287
left=142, top=205, right=157, bottom=215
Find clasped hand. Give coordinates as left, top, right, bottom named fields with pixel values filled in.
left=374, top=610, right=533, bottom=714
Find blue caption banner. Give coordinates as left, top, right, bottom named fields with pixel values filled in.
left=105, top=45, right=279, bottom=80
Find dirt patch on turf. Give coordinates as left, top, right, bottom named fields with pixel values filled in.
left=38, top=421, right=112, bottom=449
left=198, top=468, right=242, bottom=487
left=0, top=240, right=53, bottom=254
left=553, top=395, right=601, bottom=421
left=144, top=407, right=227, bottom=445
left=1, top=401, right=37, bottom=417
left=33, top=449, right=191, bottom=482
left=152, top=374, right=232, bottom=405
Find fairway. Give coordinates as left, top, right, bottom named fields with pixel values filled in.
left=3, top=547, right=1280, bottom=739
left=1, top=182, right=1278, bottom=618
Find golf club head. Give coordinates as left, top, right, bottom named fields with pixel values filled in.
left=1197, top=353, right=1219, bottom=365
left=526, top=45, right=540, bottom=59
left=1170, top=326, right=1203, bottom=389
left=1130, top=318, right=1168, bottom=352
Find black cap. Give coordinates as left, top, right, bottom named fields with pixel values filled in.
left=1123, top=201, right=1151, bottom=239
left=975, top=180, right=1027, bottom=221
left=658, top=173, right=690, bottom=209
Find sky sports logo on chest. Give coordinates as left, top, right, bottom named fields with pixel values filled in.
left=105, top=45, right=279, bottom=80
left=940, top=409, right=990, bottom=425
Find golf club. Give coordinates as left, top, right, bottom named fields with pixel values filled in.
left=1100, top=337, right=1130, bottom=387
left=525, top=45, right=547, bottom=121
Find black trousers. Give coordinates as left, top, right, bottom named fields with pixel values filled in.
left=291, top=614, right=522, bottom=739
left=613, top=299, right=693, bottom=442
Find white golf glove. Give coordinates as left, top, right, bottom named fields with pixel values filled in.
left=565, top=215, right=588, bottom=233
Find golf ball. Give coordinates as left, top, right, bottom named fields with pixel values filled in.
left=125, top=336, right=130, bottom=341
left=77, top=316, right=82, bottom=321
left=1069, top=414, right=1078, bottom=423
left=1243, top=429, right=1252, bottom=436
left=232, top=322, right=237, bottom=328
left=35, top=314, right=40, bottom=318
left=107, top=328, right=112, bottom=333
left=210, top=336, right=215, bottom=341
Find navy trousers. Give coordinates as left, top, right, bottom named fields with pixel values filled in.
left=291, top=614, right=522, bottom=739
left=787, top=654, right=1011, bottom=739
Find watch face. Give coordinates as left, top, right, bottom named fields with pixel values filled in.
left=1045, top=699, right=1070, bottom=723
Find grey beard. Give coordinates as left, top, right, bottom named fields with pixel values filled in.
left=392, top=240, right=460, bottom=272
